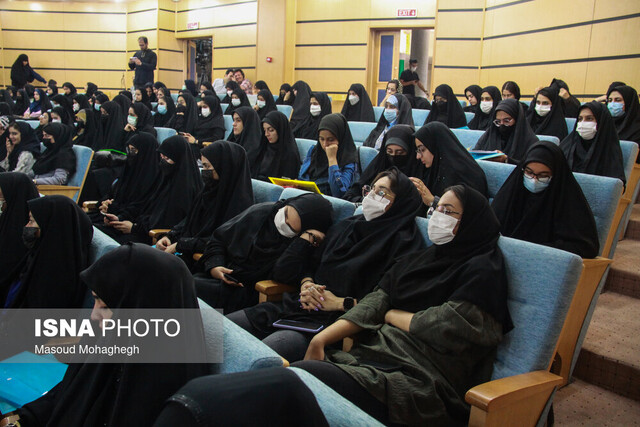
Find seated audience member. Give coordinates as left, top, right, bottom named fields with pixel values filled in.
left=492, top=141, right=599, bottom=258
left=35, top=111, right=51, bottom=142
left=12, top=89, right=29, bottom=116
left=199, top=81, right=214, bottom=97
left=10, top=243, right=208, bottom=426
left=168, top=92, right=198, bottom=135
left=51, top=94, right=75, bottom=123
left=124, top=103, right=157, bottom=140
left=549, top=78, right=581, bottom=118
left=227, top=106, right=262, bottom=151
left=97, top=101, right=126, bottom=150
left=182, top=95, right=226, bottom=148
left=249, top=110, right=301, bottom=181
left=424, top=84, right=467, bottom=128
left=24, top=88, right=51, bottom=118
left=473, top=98, right=539, bottom=164
left=293, top=184, right=513, bottom=426
left=463, top=84, right=482, bottom=113
left=73, top=94, right=91, bottom=114
left=153, top=95, right=176, bottom=127
left=594, top=81, right=626, bottom=103
left=0, top=122, right=40, bottom=175
left=62, top=82, right=77, bottom=101
left=252, top=80, right=270, bottom=95
left=0, top=195, right=92, bottom=308
left=341, top=83, right=375, bottom=123
left=224, top=88, right=251, bottom=116
left=183, top=79, right=198, bottom=98
left=254, top=88, right=277, bottom=120
left=222, top=80, right=240, bottom=104
left=32, top=123, right=76, bottom=185
left=73, top=108, right=102, bottom=150
left=298, top=113, right=358, bottom=197
left=468, top=86, right=501, bottom=130
left=195, top=193, right=333, bottom=313
left=607, top=84, right=640, bottom=151
left=276, top=83, right=294, bottom=106
left=134, top=86, right=152, bottom=110
left=526, top=86, right=568, bottom=141
left=232, top=168, right=424, bottom=362
left=364, top=93, right=414, bottom=149
left=156, top=142, right=254, bottom=270
left=560, top=101, right=626, bottom=183
left=501, top=80, right=529, bottom=112
left=293, top=92, right=332, bottom=140
left=289, top=80, right=313, bottom=133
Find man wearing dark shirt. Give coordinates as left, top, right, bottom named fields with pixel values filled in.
left=128, top=36, right=157, bottom=88
left=399, top=59, right=428, bottom=97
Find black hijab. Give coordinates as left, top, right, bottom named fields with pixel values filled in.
left=0, top=173, right=39, bottom=286
left=112, top=94, right=132, bottom=127
left=51, top=94, right=74, bottom=122
left=474, top=98, right=539, bottom=164
left=10, top=54, right=30, bottom=88
left=13, top=89, right=29, bottom=115
left=550, top=78, right=581, bottom=118
left=254, top=80, right=270, bottom=92
left=144, top=82, right=157, bottom=102
left=51, top=105, right=74, bottom=127
left=276, top=83, right=294, bottom=106
left=33, top=123, right=76, bottom=176
left=256, top=88, right=277, bottom=120
left=560, top=101, right=626, bottom=184
left=222, top=80, right=240, bottom=103
left=252, top=111, right=301, bottom=180
left=130, top=102, right=156, bottom=137
left=380, top=184, right=513, bottom=330
left=194, top=95, right=225, bottom=142
left=492, top=141, right=599, bottom=258
left=463, top=84, right=482, bottom=113
left=29, top=88, right=51, bottom=115
left=154, top=95, right=176, bottom=127
left=227, top=106, right=262, bottom=151
left=363, top=93, right=414, bottom=148
left=293, top=92, right=332, bottom=139
left=73, top=94, right=91, bottom=112
left=224, top=88, right=251, bottom=116
left=0, top=90, right=14, bottom=108
left=47, top=79, right=58, bottom=96
left=118, top=90, right=133, bottom=101
left=1, top=195, right=92, bottom=308
left=468, top=86, right=501, bottom=130
left=425, top=84, right=467, bottom=128
left=99, top=101, right=126, bottom=151
left=7, top=121, right=40, bottom=170
left=289, top=81, right=313, bottom=130
left=344, top=124, right=426, bottom=202
left=85, top=82, right=98, bottom=99
left=135, top=86, right=152, bottom=110
left=526, top=86, right=568, bottom=141
left=184, top=79, right=198, bottom=97
left=74, top=108, right=103, bottom=150
left=416, top=122, right=488, bottom=197
left=306, top=113, right=358, bottom=181
left=341, top=83, right=375, bottom=123
left=607, top=85, right=640, bottom=145
left=62, top=82, right=77, bottom=100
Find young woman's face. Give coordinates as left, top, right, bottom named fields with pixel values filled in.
left=385, top=143, right=407, bottom=157
left=257, top=95, right=265, bottom=102
left=128, top=107, right=137, bottom=118
left=63, top=86, right=71, bottom=95
left=158, top=98, right=167, bottom=107
left=51, top=112, right=61, bottom=122
left=502, top=89, right=515, bottom=99
left=310, top=97, right=320, bottom=107
left=34, top=91, right=40, bottom=101
left=283, top=205, right=302, bottom=234
left=608, top=91, right=624, bottom=109
left=386, top=83, right=398, bottom=95
left=39, top=114, right=49, bottom=125
left=200, top=155, right=220, bottom=180
left=160, top=153, right=175, bottom=164
left=146, top=87, right=153, bottom=97
left=466, top=91, right=477, bottom=105
left=481, top=92, right=493, bottom=103
left=437, top=190, right=464, bottom=234
left=578, top=108, right=596, bottom=124
left=263, top=122, right=278, bottom=143
left=135, top=89, right=143, bottom=102
left=177, top=97, right=186, bottom=107
left=536, top=94, right=552, bottom=107
left=46, top=87, right=53, bottom=96
left=318, top=129, right=338, bottom=151
left=9, top=127, right=21, bottom=145
left=414, top=138, right=434, bottom=167
left=42, top=131, right=55, bottom=144
left=232, top=113, right=244, bottom=135
left=90, top=291, right=113, bottom=330
left=368, top=176, right=395, bottom=212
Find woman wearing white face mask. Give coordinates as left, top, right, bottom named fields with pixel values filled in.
left=526, top=86, right=568, bottom=141
left=363, top=93, right=414, bottom=149
left=560, top=101, right=626, bottom=183
left=223, top=88, right=250, bottom=116
left=194, top=193, right=333, bottom=313
left=293, top=92, right=332, bottom=140
left=181, top=95, right=225, bottom=150
left=234, top=168, right=425, bottom=362
left=468, top=86, right=501, bottom=131
left=493, top=141, right=599, bottom=258
left=341, top=83, right=375, bottom=122
left=253, top=88, right=277, bottom=120
left=606, top=85, right=640, bottom=150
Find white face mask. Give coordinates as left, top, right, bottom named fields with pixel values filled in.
left=361, top=192, right=390, bottom=221
left=310, top=104, right=322, bottom=116
left=227, top=90, right=233, bottom=97
left=201, top=107, right=211, bottom=117
left=576, top=121, right=597, bottom=140
left=257, top=100, right=266, bottom=108
left=410, top=66, right=417, bottom=72
left=52, top=118, right=61, bottom=123
left=73, top=103, right=80, bottom=112
left=231, top=98, right=241, bottom=107
left=348, top=95, right=359, bottom=105
left=480, top=101, right=493, bottom=114
left=427, top=210, right=458, bottom=245
left=535, top=104, right=551, bottom=117
left=274, top=207, right=297, bottom=238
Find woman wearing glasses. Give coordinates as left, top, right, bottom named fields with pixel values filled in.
left=491, top=141, right=599, bottom=258
left=473, top=98, right=539, bottom=164
left=231, top=168, right=424, bottom=362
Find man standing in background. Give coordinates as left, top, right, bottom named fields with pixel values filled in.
left=128, top=36, right=157, bottom=88
left=400, top=59, right=428, bottom=98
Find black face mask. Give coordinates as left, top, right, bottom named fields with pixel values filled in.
left=42, top=138, right=54, bottom=149
left=76, top=121, right=85, bottom=130
left=159, top=159, right=174, bottom=176
left=22, top=226, right=39, bottom=249
left=176, top=105, right=187, bottom=114
left=436, top=100, right=447, bottom=110
left=201, top=169, right=218, bottom=188
left=126, top=148, right=137, bottom=165
left=388, top=154, right=409, bottom=168
left=498, top=124, right=515, bottom=139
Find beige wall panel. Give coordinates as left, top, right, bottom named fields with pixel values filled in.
left=158, top=51, right=184, bottom=69
left=295, top=46, right=368, bottom=69
left=434, top=40, right=481, bottom=66
left=127, top=10, right=158, bottom=32
left=159, top=31, right=183, bottom=51
left=158, top=10, right=175, bottom=30
left=176, top=3, right=257, bottom=30
left=584, top=59, right=640, bottom=95
left=296, top=22, right=369, bottom=44
left=293, top=69, right=367, bottom=92
left=435, top=11, right=484, bottom=38
left=593, top=0, right=640, bottom=19
left=479, top=63, right=588, bottom=96
left=587, top=18, right=640, bottom=58
left=431, top=68, right=481, bottom=94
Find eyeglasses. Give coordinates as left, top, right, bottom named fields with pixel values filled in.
left=416, top=145, right=428, bottom=156
left=522, top=167, right=552, bottom=183
left=362, top=185, right=395, bottom=201
left=427, top=204, right=461, bottom=217
left=493, top=118, right=515, bottom=127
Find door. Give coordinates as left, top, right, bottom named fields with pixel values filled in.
left=370, top=30, right=400, bottom=106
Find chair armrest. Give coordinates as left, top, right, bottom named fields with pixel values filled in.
left=466, top=370, right=562, bottom=427
left=37, top=185, right=80, bottom=201
left=148, top=229, right=171, bottom=244
left=255, top=280, right=297, bottom=303
left=202, top=141, right=212, bottom=147
left=83, top=201, right=99, bottom=212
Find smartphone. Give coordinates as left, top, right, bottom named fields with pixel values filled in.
left=223, top=273, right=240, bottom=284
left=272, top=319, right=324, bottom=333
left=100, top=211, right=107, bottom=216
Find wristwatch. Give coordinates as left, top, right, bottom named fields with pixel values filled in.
left=343, top=297, right=355, bottom=311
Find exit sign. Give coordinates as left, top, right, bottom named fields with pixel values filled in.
left=187, top=21, right=199, bottom=30
left=397, top=8, right=417, bottom=17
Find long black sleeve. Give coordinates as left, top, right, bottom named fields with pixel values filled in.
left=201, top=234, right=227, bottom=273
left=272, top=237, right=322, bottom=285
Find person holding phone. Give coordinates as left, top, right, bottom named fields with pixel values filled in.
left=128, top=36, right=157, bottom=88
left=0, top=122, right=40, bottom=175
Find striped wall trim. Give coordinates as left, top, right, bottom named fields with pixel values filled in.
left=159, top=28, right=175, bottom=33
left=34, top=67, right=126, bottom=72
left=481, top=53, right=640, bottom=69
left=127, top=8, right=157, bottom=15
left=1, top=28, right=126, bottom=34
left=176, top=22, right=256, bottom=32
left=159, top=68, right=182, bottom=72
left=177, top=0, right=257, bottom=14
left=127, top=28, right=160, bottom=34
left=434, top=65, right=478, bottom=69
left=214, top=44, right=256, bottom=50
left=437, top=8, right=484, bottom=12
left=295, top=67, right=366, bottom=71
left=296, top=16, right=435, bottom=24
left=485, top=0, right=534, bottom=11
left=296, top=43, right=367, bottom=47
left=0, top=8, right=125, bottom=15
left=213, top=67, right=255, bottom=70
left=436, top=37, right=482, bottom=41
left=159, top=48, right=183, bottom=53
left=3, top=47, right=126, bottom=53
left=159, top=8, right=175, bottom=14
left=484, top=12, right=640, bottom=40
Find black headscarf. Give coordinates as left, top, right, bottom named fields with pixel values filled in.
left=194, top=95, right=225, bottom=142
left=492, top=141, right=599, bottom=258
left=99, top=101, right=126, bottom=151
left=341, top=83, right=375, bottom=123
left=24, top=243, right=207, bottom=426
left=153, top=95, right=176, bottom=127
left=363, top=93, right=414, bottom=148
left=35, top=111, right=51, bottom=143
left=252, top=111, right=301, bottom=181
left=0, top=173, right=39, bottom=286
left=51, top=105, right=74, bottom=127
left=463, top=84, right=482, bottom=113
left=73, top=94, right=91, bottom=112
left=10, top=54, right=31, bottom=89
left=227, top=106, right=262, bottom=152
left=172, top=92, right=200, bottom=134
left=289, top=81, right=313, bottom=130
left=85, top=82, right=98, bottom=98
left=118, top=90, right=133, bottom=101
left=0, top=195, right=92, bottom=308
left=474, top=98, right=539, bottom=164
left=7, top=121, right=40, bottom=171
left=343, top=124, right=426, bottom=202
left=276, top=83, right=294, bottom=106
left=256, top=88, right=277, bottom=120
left=607, top=85, right=640, bottom=146
left=184, top=79, right=198, bottom=97
left=380, top=184, right=513, bottom=330
left=224, top=88, right=251, bottom=116
left=51, top=94, right=74, bottom=122
left=526, top=86, right=568, bottom=141
left=0, top=90, right=15, bottom=108
left=112, top=94, right=132, bottom=127
left=468, top=86, right=501, bottom=130
left=73, top=108, right=103, bottom=150
left=293, top=92, right=332, bottom=139
left=222, top=80, right=240, bottom=103
left=94, top=92, right=109, bottom=106
left=254, top=80, right=270, bottom=92
left=130, top=102, right=156, bottom=137
left=502, top=81, right=521, bottom=99
left=135, top=86, right=152, bottom=111
left=560, top=101, right=626, bottom=184
left=425, top=84, right=467, bottom=128
left=47, top=79, right=58, bottom=96
left=33, top=123, right=76, bottom=176
left=13, top=89, right=29, bottom=116
left=306, top=113, right=358, bottom=181
left=416, top=122, right=488, bottom=197
left=62, top=82, right=77, bottom=100
left=143, top=82, right=157, bottom=102
left=550, top=78, right=581, bottom=118
left=30, top=88, right=51, bottom=115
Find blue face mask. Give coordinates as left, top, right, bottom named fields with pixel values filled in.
left=94, top=103, right=101, bottom=111
left=157, top=104, right=167, bottom=115
left=607, top=102, right=624, bottom=118
left=383, top=108, right=397, bottom=123
left=523, top=174, right=551, bottom=194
